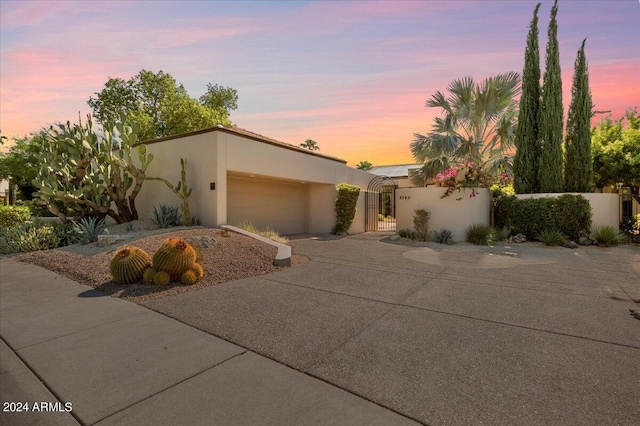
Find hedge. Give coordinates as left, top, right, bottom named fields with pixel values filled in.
left=495, top=194, right=591, bottom=240
left=334, top=183, right=360, bottom=234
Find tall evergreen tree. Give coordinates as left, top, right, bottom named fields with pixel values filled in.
left=513, top=3, right=542, bottom=194
left=564, top=39, right=593, bottom=192
left=538, top=0, right=564, bottom=193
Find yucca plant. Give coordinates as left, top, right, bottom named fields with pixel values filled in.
left=432, top=228, right=455, bottom=244
left=465, top=223, right=495, bottom=245
left=73, top=217, right=106, bottom=244
left=152, top=204, right=180, bottom=228
left=591, top=226, right=627, bottom=247
left=535, top=228, right=567, bottom=246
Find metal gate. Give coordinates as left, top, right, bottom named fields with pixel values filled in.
left=365, top=176, right=397, bottom=231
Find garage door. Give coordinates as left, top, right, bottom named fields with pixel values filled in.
left=227, top=176, right=307, bottom=235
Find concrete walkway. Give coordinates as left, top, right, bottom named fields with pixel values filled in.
left=0, top=258, right=418, bottom=426
left=2, top=236, right=639, bottom=425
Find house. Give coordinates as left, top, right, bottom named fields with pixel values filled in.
left=134, top=125, right=375, bottom=235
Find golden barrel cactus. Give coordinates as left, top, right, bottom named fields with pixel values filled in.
left=152, top=237, right=197, bottom=281
left=110, top=246, right=152, bottom=284
left=153, top=271, right=171, bottom=286
left=180, top=270, right=198, bottom=286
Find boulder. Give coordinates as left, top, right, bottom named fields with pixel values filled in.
left=578, top=236, right=594, bottom=246
left=512, top=233, right=527, bottom=243
left=184, top=236, right=217, bottom=248
left=564, top=241, right=579, bottom=249
left=98, top=234, right=133, bottom=248
left=388, top=234, right=401, bottom=241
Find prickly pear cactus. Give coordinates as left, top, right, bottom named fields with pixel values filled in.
left=110, top=246, right=152, bottom=284
left=152, top=237, right=197, bottom=280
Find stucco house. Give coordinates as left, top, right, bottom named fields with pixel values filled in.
left=135, top=125, right=375, bottom=235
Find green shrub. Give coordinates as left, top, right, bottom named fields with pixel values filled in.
left=535, top=229, right=567, bottom=246
left=591, top=226, right=627, bottom=247
left=465, top=223, right=495, bottom=245
left=73, top=217, right=106, bottom=244
left=413, top=209, right=431, bottom=241
left=152, top=204, right=180, bottom=228
left=432, top=228, right=455, bottom=244
left=494, top=194, right=591, bottom=241
left=397, top=228, right=415, bottom=239
left=334, top=183, right=360, bottom=234
left=377, top=213, right=385, bottom=221
left=0, top=220, right=71, bottom=254
left=0, top=205, right=31, bottom=228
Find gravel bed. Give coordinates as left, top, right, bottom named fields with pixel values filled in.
left=15, top=226, right=308, bottom=303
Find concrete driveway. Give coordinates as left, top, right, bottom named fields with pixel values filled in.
left=144, top=234, right=640, bottom=425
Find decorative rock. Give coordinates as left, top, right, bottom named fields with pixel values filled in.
left=630, top=308, right=640, bottom=320
left=512, top=233, right=527, bottom=243
left=98, top=234, right=133, bottom=248
left=388, top=234, right=401, bottom=241
left=183, top=236, right=217, bottom=248
left=578, top=236, right=594, bottom=246
left=564, top=241, right=579, bottom=249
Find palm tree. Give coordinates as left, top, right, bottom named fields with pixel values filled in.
left=300, top=139, right=319, bottom=151
left=410, top=72, right=521, bottom=186
left=356, top=160, right=373, bottom=171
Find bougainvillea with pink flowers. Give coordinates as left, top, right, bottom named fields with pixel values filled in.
left=435, top=162, right=511, bottom=199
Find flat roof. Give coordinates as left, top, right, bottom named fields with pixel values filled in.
left=139, top=125, right=347, bottom=164
left=369, top=164, right=420, bottom=178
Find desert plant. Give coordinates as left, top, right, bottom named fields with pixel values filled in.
left=31, top=115, right=154, bottom=223
left=152, top=204, right=180, bottom=228
left=378, top=213, right=385, bottom=221
left=190, top=263, right=204, bottom=278
left=153, top=270, right=171, bottom=286
left=466, top=223, right=495, bottom=245
left=73, top=217, right=106, bottom=244
left=110, top=246, right=152, bottom=284
left=535, top=229, right=567, bottom=246
left=413, top=209, right=431, bottom=241
left=143, top=267, right=157, bottom=284
left=180, top=270, right=198, bottom=285
left=152, top=237, right=197, bottom=281
left=432, top=228, right=455, bottom=245
left=591, top=226, right=627, bottom=247
left=0, top=205, right=31, bottom=228
left=146, top=158, right=197, bottom=226
left=397, top=229, right=414, bottom=239
left=334, top=183, right=360, bottom=234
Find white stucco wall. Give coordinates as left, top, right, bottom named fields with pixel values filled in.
left=133, top=132, right=221, bottom=227
left=515, top=193, right=619, bottom=229
left=396, top=187, right=491, bottom=242
left=133, top=129, right=377, bottom=234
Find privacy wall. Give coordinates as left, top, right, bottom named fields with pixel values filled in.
left=396, top=187, right=491, bottom=242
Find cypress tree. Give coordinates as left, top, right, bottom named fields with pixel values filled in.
left=513, top=3, right=542, bottom=194
left=538, top=0, right=564, bottom=193
left=564, top=39, right=593, bottom=192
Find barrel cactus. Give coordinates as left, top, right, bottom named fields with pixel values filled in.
left=110, top=246, right=152, bottom=284
left=143, top=267, right=157, bottom=285
left=180, top=270, right=198, bottom=286
left=152, top=237, right=197, bottom=280
left=153, top=270, right=171, bottom=286
left=190, top=263, right=204, bottom=279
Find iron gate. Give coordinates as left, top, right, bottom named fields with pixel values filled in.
left=365, top=176, right=397, bottom=231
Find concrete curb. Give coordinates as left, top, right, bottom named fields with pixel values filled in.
left=221, top=225, right=291, bottom=267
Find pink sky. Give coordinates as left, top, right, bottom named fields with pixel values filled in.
left=1, top=0, right=638, bottom=167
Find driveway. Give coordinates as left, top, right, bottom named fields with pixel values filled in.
left=143, top=234, right=640, bottom=425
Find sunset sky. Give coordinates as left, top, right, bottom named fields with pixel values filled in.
left=1, top=0, right=638, bottom=167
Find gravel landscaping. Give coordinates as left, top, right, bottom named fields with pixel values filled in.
left=15, top=221, right=308, bottom=302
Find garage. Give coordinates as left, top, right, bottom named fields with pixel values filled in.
left=227, top=175, right=308, bottom=235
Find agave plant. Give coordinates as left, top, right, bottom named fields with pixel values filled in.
left=432, top=228, right=455, bottom=245
left=73, top=217, right=106, bottom=244
left=152, top=204, right=180, bottom=228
